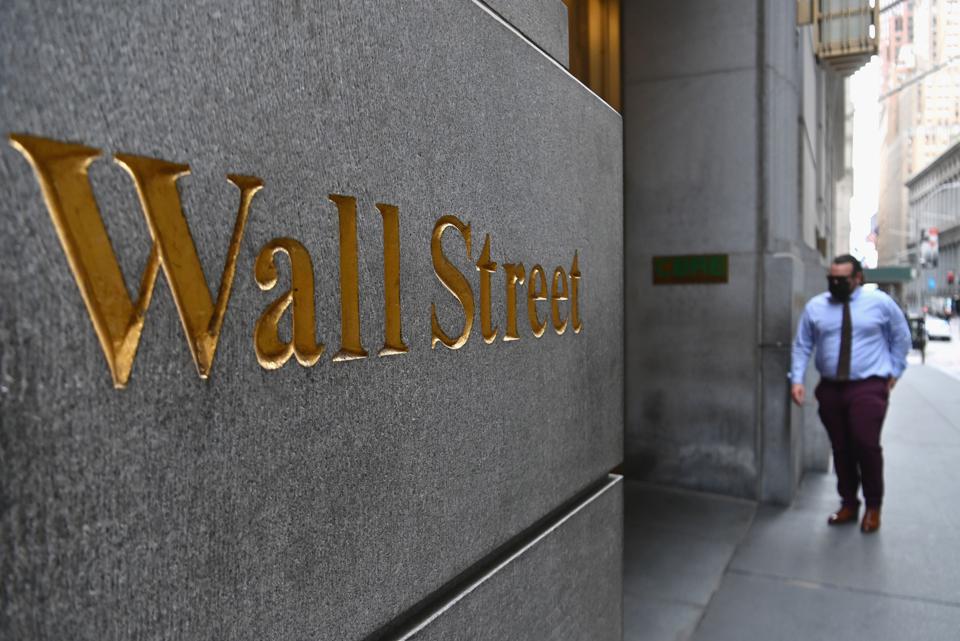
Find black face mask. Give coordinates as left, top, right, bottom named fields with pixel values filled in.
left=827, top=276, right=853, bottom=302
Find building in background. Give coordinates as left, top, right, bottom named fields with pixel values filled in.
left=877, top=0, right=915, bottom=266
left=878, top=0, right=960, bottom=268
left=905, top=140, right=960, bottom=311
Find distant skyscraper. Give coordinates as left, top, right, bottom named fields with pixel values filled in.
left=878, top=0, right=960, bottom=265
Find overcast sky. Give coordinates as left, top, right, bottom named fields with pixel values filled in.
left=850, top=56, right=882, bottom=267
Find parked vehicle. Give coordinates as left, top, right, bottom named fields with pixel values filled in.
left=925, top=315, right=953, bottom=341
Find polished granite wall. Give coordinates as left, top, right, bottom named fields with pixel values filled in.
left=0, top=1, right=622, bottom=639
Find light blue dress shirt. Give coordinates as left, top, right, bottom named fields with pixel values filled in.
left=790, top=287, right=911, bottom=385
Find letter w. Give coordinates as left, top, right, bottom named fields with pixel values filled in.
left=9, top=134, right=263, bottom=388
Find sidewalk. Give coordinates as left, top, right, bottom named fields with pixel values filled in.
left=624, top=364, right=960, bottom=641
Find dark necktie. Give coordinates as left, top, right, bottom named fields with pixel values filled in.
left=836, top=301, right=852, bottom=380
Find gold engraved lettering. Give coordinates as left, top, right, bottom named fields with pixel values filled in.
left=526, top=264, right=547, bottom=338
left=116, top=155, right=262, bottom=380
left=430, top=215, right=474, bottom=349
left=375, top=203, right=409, bottom=356
left=9, top=133, right=262, bottom=387
left=475, top=234, right=498, bottom=344
left=253, top=238, right=324, bottom=369
left=570, top=251, right=582, bottom=333
left=502, top=263, right=526, bottom=342
left=550, top=266, right=569, bottom=334
left=329, top=194, right=368, bottom=361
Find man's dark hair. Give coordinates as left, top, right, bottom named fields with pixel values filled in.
left=832, top=254, right=863, bottom=275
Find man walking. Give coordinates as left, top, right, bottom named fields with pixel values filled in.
left=790, top=255, right=911, bottom=533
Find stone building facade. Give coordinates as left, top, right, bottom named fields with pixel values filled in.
left=1, top=2, right=623, bottom=639
left=878, top=0, right=960, bottom=267
left=905, top=140, right=960, bottom=310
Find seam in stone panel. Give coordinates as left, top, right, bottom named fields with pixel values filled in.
left=364, top=474, right=623, bottom=641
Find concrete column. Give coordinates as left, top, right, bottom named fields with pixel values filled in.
left=623, top=0, right=834, bottom=503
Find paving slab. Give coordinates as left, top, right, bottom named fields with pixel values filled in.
left=693, top=571, right=960, bottom=641
left=625, top=530, right=739, bottom=608
left=623, top=481, right=756, bottom=640
left=623, top=596, right=703, bottom=641
left=624, top=482, right=756, bottom=544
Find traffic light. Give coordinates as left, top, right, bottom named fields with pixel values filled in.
left=949, top=271, right=956, bottom=285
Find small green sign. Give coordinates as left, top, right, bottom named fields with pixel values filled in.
left=652, top=254, right=729, bottom=285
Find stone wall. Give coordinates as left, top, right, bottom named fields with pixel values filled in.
left=0, top=1, right=623, bottom=639
left=623, top=0, right=836, bottom=502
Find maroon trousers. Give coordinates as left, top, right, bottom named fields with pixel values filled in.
left=815, top=377, right=890, bottom=508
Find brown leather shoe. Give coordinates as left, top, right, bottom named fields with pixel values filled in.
left=861, top=507, right=881, bottom=533
left=827, top=505, right=859, bottom=525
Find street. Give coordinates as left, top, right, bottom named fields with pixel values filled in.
left=910, top=317, right=960, bottom=381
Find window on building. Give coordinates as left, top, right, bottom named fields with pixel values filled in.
left=806, top=0, right=878, bottom=72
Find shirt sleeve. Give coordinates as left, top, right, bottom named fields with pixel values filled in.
left=887, top=299, right=912, bottom=378
left=790, top=304, right=815, bottom=385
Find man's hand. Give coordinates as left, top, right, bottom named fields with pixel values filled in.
left=791, top=383, right=805, bottom=406
left=888, top=377, right=898, bottom=392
